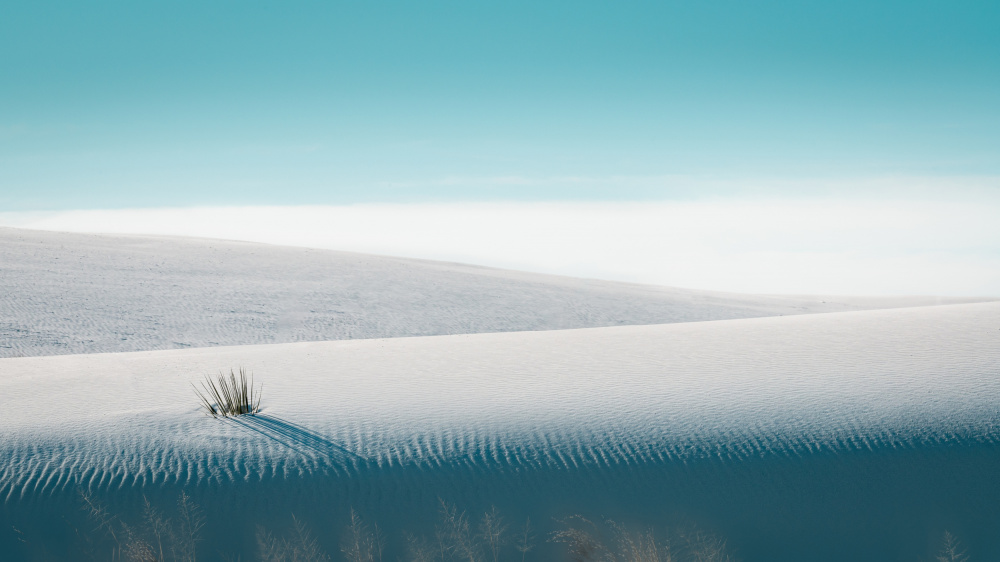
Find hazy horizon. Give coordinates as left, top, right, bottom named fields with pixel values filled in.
left=3, top=1, right=999, bottom=295
left=4, top=193, right=999, bottom=297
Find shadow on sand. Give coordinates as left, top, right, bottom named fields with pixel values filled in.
left=228, top=414, right=364, bottom=462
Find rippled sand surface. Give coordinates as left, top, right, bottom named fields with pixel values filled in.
left=3, top=302, right=999, bottom=560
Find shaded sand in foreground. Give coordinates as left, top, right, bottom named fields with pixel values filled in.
left=2, top=302, right=1000, bottom=560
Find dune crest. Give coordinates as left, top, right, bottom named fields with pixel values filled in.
left=1, top=226, right=989, bottom=358
left=2, top=302, right=999, bottom=559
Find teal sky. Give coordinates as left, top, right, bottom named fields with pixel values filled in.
left=2, top=0, right=998, bottom=211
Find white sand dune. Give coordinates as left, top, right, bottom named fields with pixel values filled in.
left=1, top=226, right=989, bottom=359
left=3, top=302, right=999, bottom=560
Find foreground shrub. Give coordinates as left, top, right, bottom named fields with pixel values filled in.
left=193, top=367, right=262, bottom=418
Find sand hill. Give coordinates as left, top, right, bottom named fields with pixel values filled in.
left=0, top=226, right=988, bottom=358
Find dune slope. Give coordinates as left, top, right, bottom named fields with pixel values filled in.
left=2, top=302, right=999, bottom=560
left=1, top=226, right=989, bottom=358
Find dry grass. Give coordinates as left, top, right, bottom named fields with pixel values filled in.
left=80, top=490, right=205, bottom=562
left=342, top=508, right=385, bottom=562
left=937, top=531, right=969, bottom=562
left=550, top=516, right=736, bottom=562
left=193, top=367, right=262, bottom=418
left=257, top=515, right=327, bottom=562
left=55, top=494, right=971, bottom=562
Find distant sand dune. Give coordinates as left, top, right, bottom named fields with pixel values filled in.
left=0, top=227, right=990, bottom=358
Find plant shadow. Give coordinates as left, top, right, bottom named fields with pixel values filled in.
left=228, top=414, right=365, bottom=462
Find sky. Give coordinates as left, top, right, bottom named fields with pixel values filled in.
left=1, top=1, right=999, bottom=295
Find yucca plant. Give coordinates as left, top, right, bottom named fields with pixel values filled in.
left=193, top=367, right=262, bottom=418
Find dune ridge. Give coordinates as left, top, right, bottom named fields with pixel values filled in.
left=1, top=226, right=989, bottom=359
left=3, top=302, right=1000, bottom=559
left=4, top=302, right=998, bottom=496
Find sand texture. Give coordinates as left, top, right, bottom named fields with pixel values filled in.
left=1, top=226, right=989, bottom=359
left=2, top=302, right=999, bottom=560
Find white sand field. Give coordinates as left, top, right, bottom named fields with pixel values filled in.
left=2, top=226, right=999, bottom=560
left=2, top=299, right=1000, bottom=560
left=1, top=226, right=988, bottom=359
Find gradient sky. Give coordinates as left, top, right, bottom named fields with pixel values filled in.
left=2, top=0, right=999, bottom=211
